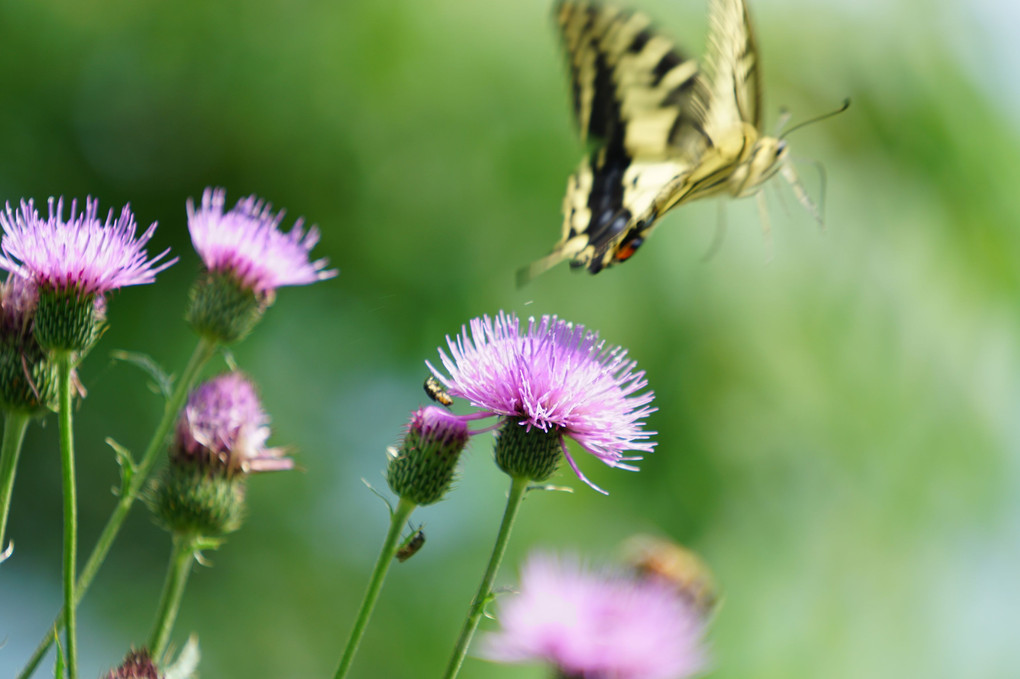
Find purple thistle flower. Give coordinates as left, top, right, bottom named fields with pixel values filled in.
left=187, top=187, right=337, bottom=294
left=427, top=311, right=655, bottom=492
left=174, top=372, right=292, bottom=476
left=481, top=552, right=707, bottom=679
left=0, top=197, right=176, bottom=297
left=103, top=650, right=162, bottom=679
left=0, top=275, right=38, bottom=338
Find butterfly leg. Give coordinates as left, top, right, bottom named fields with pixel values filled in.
left=756, top=191, right=774, bottom=263
left=781, top=159, right=823, bottom=228
left=701, top=201, right=728, bottom=262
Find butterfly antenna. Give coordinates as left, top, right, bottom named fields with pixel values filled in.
left=701, top=201, right=728, bottom=262
left=780, top=98, right=850, bottom=139
left=810, top=157, right=828, bottom=230
left=773, top=106, right=792, bottom=137
left=756, top=192, right=774, bottom=263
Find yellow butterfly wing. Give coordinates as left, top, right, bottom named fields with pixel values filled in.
left=519, top=1, right=712, bottom=283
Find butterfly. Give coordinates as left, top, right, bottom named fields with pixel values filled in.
left=518, top=0, right=836, bottom=283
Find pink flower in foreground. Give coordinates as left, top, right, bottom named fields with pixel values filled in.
left=187, top=187, right=336, bottom=294
left=481, top=553, right=707, bottom=679
left=0, top=197, right=175, bottom=296
left=428, top=311, right=655, bottom=491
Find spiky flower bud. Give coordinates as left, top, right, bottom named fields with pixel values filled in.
left=34, top=286, right=104, bottom=354
left=185, top=269, right=268, bottom=345
left=386, top=406, right=470, bottom=506
left=152, top=372, right=291, bottom=537
left=184, top=188, right=336, bottom=344
left=0, top=277, right=57, bottom=414
left=103, top=649, right=163, bottom=679
left=494, top=418, right=562, bottom=483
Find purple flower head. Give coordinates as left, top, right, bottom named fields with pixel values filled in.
left=427, top=311, right=656, bottom=492
left=407, top=405, right=471, bottom=452
left=187, top=187, right=337, bottom=294
left=481, top=552, right=707, bottom=679
left=0, top=275, right=38, bottom=338
left=0, top=197, right=176, bottom=297
left=103, top=650, right=162, bottom=679
left=174, top=371, right=292, bottom=476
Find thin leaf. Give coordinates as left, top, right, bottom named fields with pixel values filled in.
left=109, top=350, right=174, bottom=400
left=105, top=437, right=136, bottom=496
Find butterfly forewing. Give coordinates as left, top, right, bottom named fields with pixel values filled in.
left=702, top=0, right=762, bottom=138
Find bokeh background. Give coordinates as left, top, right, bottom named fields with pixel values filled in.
left=1, top=0, right=1018, bottom=677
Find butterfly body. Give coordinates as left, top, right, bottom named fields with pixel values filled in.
left=518, top=0, right=804, bottom=282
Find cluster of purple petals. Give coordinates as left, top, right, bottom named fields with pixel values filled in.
left=0, top=275, right=38, bottom=336
left=187, top=187, right=337, bottom=294
left=481, top=552, right=707, bottom=679
left=0, top=197, right=176, bottom=296
left=428, top=311, right=656, bottom=471
left=177, top=372, right=292, bottom=474
left=409, top=405, right=470, bottom=449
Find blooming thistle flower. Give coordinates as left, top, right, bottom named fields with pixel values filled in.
left=427, top=312, right=655, bottom=493
left=172, top=371, right=292, bottom=477
left=480, top=553, right=707, bottom=679
left=0, top=197, right=175, bottom=352
left=153, top=372, right=291, bottom=537
left=103, top=650, right=162, bottom=679
left=185, top=187, right=337, bottom=343
left=0, top=276, right=57, bottom=414
left=386, top=405, right=471, bottom=506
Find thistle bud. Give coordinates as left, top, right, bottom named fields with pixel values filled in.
left=185, top=270, right=268, bottom=345
left=152, top=372, right=291, bottom=537
left=493, top=418, right=562, bottom=483
left=0, top=277, right=57, bottom=414
left=34, top=287, right=104, bottom=354
left=386, top=406, right=469, bottom=506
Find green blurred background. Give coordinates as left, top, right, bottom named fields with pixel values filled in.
left=1, top=0, right=1017, bottom=677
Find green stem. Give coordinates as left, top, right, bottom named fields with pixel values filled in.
left=0, top=410, right=31, bottom=560
left=148, top=533, right=198, bottom=662
left=17, top=336, right=217, bottom=679
left=442, top=475, right=529, bottom=679
left=333, top=496, right=417, bottom=679
left=56, top=352, right=78, bottom=679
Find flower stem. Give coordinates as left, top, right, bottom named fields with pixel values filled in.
left=56, top=351, right=78, bottom=679
left=0, top=410, right=31, bottom=561
left=148, top=533, right=198, bottom=662
left=442, top=475, right=529, bottom=679
left=17, top=336, right=217, bottom=679
left=334, top=496, right=417, bottom=679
